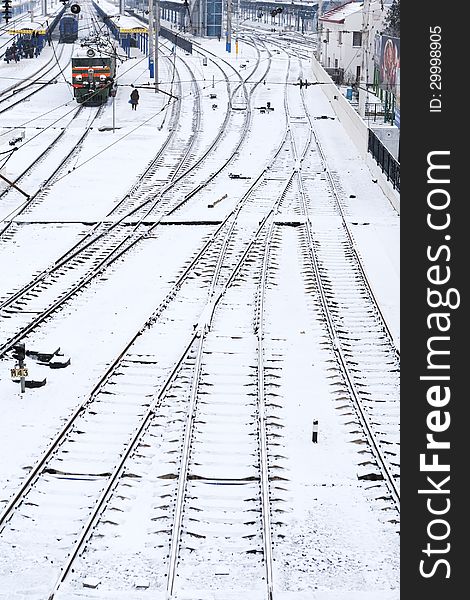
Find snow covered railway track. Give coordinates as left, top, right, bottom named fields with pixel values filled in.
left=109, top=44, right=236, bottom=220
left=163, top=230, right=277, bottom=599
left=281, top=59, right=400, bottom=509
left=0, top=52, right=211, bottom=350
left=0, top=46, right=272, bottom=354
left=107, top=45, right=202, bottom=218
left=0, top=43, right=70, bottom=112
left=135, top=39, right=272, bottom=221
left=242, top=30, right=312, bottom=61
left=0, top=104, right=103, bottom=232
left=48, top=170, right=293, bottom=600
left=0, top=154, right=293, bottom=598
left=298, top=214, right=400, bottom=510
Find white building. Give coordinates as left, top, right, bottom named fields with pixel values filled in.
left=319, top=0, right=389, bottom=85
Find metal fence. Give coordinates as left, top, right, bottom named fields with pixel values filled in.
left=368, top=129, right=400, bottom=191
left=160, top=26, right=192, bottom=54
left=324, top=67, right=344, bottom=85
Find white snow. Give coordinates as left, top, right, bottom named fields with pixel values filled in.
left=0, top=5, right=399, bottom=599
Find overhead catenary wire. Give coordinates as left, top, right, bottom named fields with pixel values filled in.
left=0, top=25, right=325, bottom=190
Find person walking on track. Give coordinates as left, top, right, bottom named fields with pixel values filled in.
left=130, top=88, right=139, bottom=111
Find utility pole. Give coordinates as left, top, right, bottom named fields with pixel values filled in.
left=226, top=0, right=232, bottom=52
left=235, top=0, right=239, bottom=55
left=155, top=0, right=159, bottom=91
left=111, top=46, right=117, bottom=132
left=199, top=0, right=203, bottom=35
left=41, top=0, right=46, bottom=17
left=119, top=0, right=124, bottom=15
left=316, top=0, right=323, bottom=62
left=358, top=0, right=370, bottom=118
left=148, top=0, right=154, bottom=78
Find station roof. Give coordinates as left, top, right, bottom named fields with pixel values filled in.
left=7, top=20, right=49, bottom=34
left=319, top=1, right=362, bottom=24
left=93, top=0, right=148, bottom=32
left=110, top=14, right=148, bottom=33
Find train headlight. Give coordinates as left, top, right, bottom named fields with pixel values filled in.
left=99, top=75, right=106, bottom=82
left=75, top=74, right=82, bottom=82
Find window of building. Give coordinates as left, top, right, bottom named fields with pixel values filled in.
left=352, top=32, right=362, bottom=47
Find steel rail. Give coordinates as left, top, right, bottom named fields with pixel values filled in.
left=284, top=66, right=400, bottom=508
left=0, top=103, right=101, bottom=238
left=299, top=85, right=400, bottom=359
left=0, top=41, right=269, bottom=356
left=165, top=169, right=295, bottom=600
left=47, top=156, right=295, bottom=599
left=0, top=123, right=289, bottom=531
left=255, top=220, right=276, bottom=600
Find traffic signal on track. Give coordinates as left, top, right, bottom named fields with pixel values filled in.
left=2, top=0, right=13, bottom=23
left=70, top=3, right=81, bottom=13
left=12, top=343, right=26, bottom=363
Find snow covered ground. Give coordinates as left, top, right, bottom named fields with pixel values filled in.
left=0, top=3, right=399, bottom=598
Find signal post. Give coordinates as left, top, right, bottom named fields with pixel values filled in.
left=12, top=343, right=27, bottom=393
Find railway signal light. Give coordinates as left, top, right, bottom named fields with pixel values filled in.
left=2, top=0, right=13, bottom=23
left=70, top=4, right=81, bottom=13
left=13, top=343, right=26, bottom=363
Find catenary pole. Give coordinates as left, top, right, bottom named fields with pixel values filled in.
left=226, top=0, right=232, bottom=52
left=155, top=0, right=159, bottom=91
left=316, top=0, right=323, bottom=62
left=148, top=0, right=154, bottom=78
left=358, top=0, right=371, bottom=118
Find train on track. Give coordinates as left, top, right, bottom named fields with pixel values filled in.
left=72, top=36, right=116, bottom=106
left=59, top=11, right=79, bottom=43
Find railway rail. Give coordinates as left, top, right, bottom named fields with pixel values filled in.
left=0, top=39, right=272, bottom=357
left=0, top=117, right=296, bottom=598
left=283, top=51, right=400, bottom=508
left=0, top=32, right=399, bottom=597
